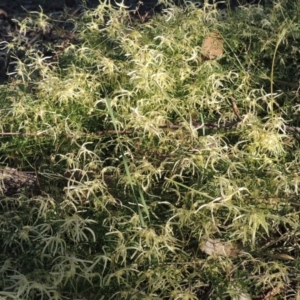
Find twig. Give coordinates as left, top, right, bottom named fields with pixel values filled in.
left=274, top=79, right=300, bottom=88
left=0, top=132, right=44, bottom=137
left=229, top=97, right=242, bottom=121
left=1, top=123, right=300, bottom=138
left=262, top=286, right=281, bottom=300
left=285, top=125, right=300, bottom=134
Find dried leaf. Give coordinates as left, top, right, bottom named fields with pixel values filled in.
left=201, top=32, right=223, bottom=60
left=200, top=238, right=239, bottom=257
left=272, top=253, right=295, bottom=260
left=0, top=9, right=8, bottom=18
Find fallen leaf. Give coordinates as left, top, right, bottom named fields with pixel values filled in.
left=200, top=238, right=239, bottom=257
left=201, top=32, right=223, bottom=60
left=271, top=253, right=295, bottom=260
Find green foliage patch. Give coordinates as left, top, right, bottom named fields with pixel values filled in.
left=1, top=0, right=300, bottom=299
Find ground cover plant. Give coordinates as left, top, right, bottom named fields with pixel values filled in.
left=1, top=0, right=300, bottom=299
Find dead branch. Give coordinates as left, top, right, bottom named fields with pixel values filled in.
left=229, top=97, right=242, bottom=121
left=285, top=125, right=300, bottom=134
left=0, top=122, right=300, bottom=138
left=0, top=167, right=37, bottom=196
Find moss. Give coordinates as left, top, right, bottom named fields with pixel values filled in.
left=0, top=1, right=300, bottom=299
